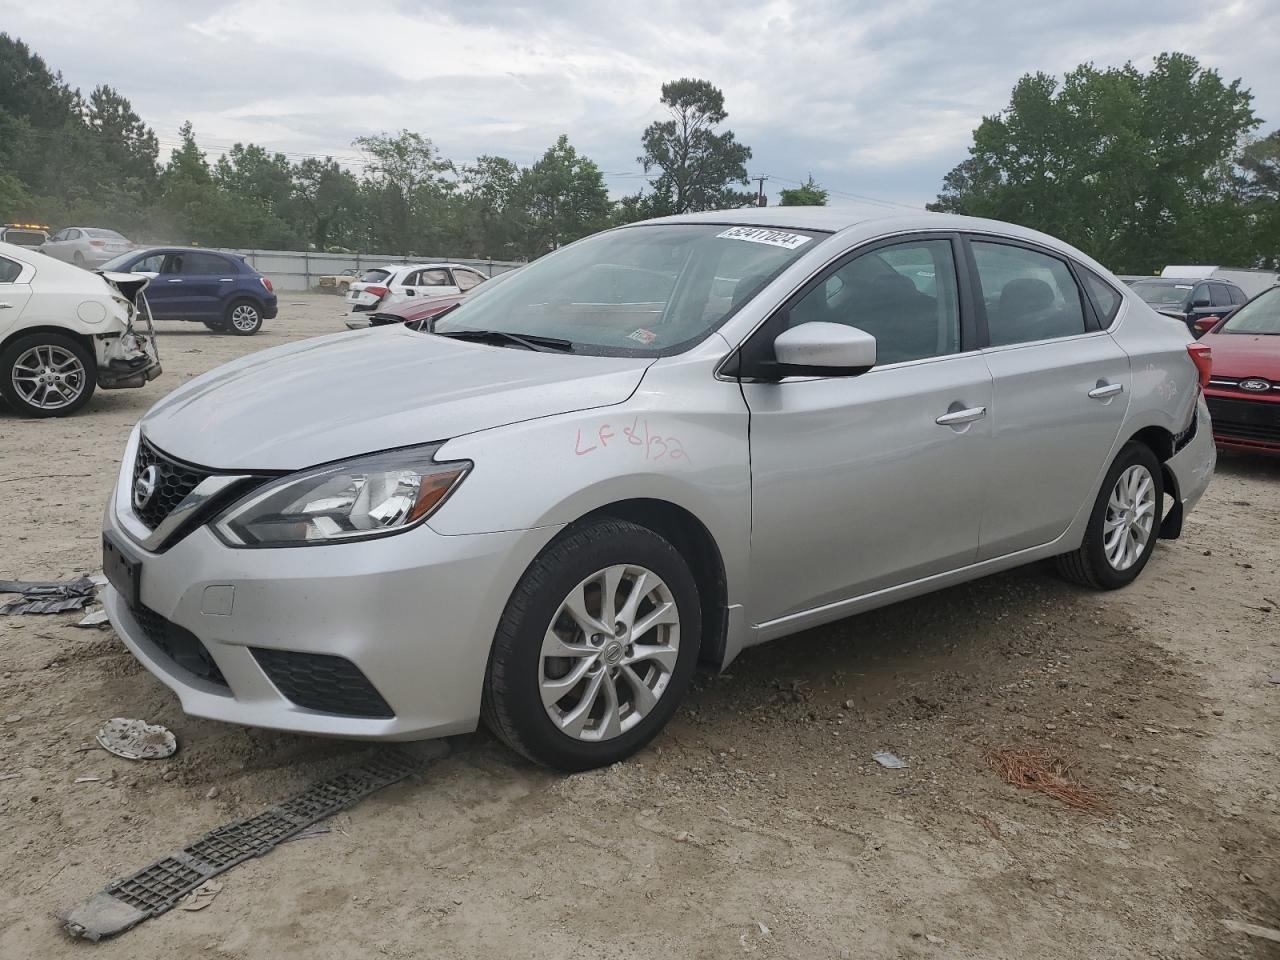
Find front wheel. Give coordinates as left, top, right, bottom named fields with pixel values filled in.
left=226, top=300, right=263, bottom=335
left=1056, top=442, right=1164, bottom=589
left=203, top=319, right=228, bottom=332
left=0, top=333, right=97, bottom=417
left=482, top=519, right=701, bottom=770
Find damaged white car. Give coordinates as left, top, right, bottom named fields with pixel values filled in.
left=0, top=240, right=161, bottom=417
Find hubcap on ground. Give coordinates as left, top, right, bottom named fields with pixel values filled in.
left=10, top=345, right=86, bottom=410
left=1104, top=464, right=1156, bottom=571
left=230, top=305, right=259, bottom=331
left=540, top=564, right=680, bottom=742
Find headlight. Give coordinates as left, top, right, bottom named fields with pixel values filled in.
left=213, top=445, right=470, bottom=547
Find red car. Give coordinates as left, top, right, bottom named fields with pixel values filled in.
left=1196, top=285, right=1280, bottom=454
left=344, top=292, right=468, bottom=331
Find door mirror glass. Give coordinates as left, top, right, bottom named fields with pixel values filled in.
left=1191, top=295, right=1211, bottom=308
left=773, top=321, right=876, bottom=375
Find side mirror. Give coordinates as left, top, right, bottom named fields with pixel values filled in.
left=1191, top=296, right=1211, bottom=309
left=772, top=322, right=877, bottom=377
left=1193, top=315, right=1220, bottom=336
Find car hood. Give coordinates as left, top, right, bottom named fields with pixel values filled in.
left=140, top=327, right=653, bottom=470
left=1203, top=331, right=1280, bottom=380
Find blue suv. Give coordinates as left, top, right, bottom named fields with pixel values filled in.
left=100, top=247, right=278, bottom=335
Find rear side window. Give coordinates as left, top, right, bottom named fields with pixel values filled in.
left=0, top=256, right=21, bottom=283
left=453, top=269, right=485, bottom=291
left=361, top=269, right=391, bottom=283
left=1210, top=284, right=1232, bottom=308
left=1081, top=269, right=1122, bottom=325
left=184, top=252, right=234, bottom=275
left=971, top=242, right=1086, bottom=346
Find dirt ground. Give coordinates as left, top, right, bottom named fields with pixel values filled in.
left=1, top=294, right=1277, bottom=959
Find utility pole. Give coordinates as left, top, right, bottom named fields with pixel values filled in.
left=752, top=175, right=768, bottom=207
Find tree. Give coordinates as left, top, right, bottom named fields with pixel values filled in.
left=778, top=175, right=828, bottom=206
left=456, top=155, right=523, bottom=258
left=293, top=156, right=362, bottom=250
left=929, top=53, right=1259, bottom=273
left=354, top=130, right=454, bottom=254
left=516, top=135, right=610, bottom=257
left=636, top=78, right=754, bottom=215
left=1236, top=130, right=1280, bottom=267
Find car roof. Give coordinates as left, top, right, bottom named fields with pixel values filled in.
left=129, top=246, right=243, bottom=256
left=378, top=262, right=477, bottom=271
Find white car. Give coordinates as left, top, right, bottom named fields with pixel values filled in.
left=39, top=227, right=135, bottom=269
left=346, top=262, right=488, bottom=314
left=0, top=241, right=161, bottom=417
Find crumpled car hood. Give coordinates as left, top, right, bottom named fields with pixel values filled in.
left=140, top=327, right=653, bottom=471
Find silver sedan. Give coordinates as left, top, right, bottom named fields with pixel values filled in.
left=100, top=206, right=1215, bottom=770
left=39, top=227, right=134, bottom=268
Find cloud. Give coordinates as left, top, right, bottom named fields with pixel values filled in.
left=2, top=0, right=1277, bottom=206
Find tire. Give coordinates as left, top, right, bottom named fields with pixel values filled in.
left=225, top=300, right=263, bottom=336
left=482, top=519, right=701, bottom=771
left=73, top=251, right=86, bottom=268
left=203, top=319, right=228, bottom=332
left=0, top=332, right=97, bottom=418
left=1056, top=442, right=1164, bottom=589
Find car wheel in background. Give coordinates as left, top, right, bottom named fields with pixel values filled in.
left=0, top=333, right=97, bottom=418
left=203, top=319, right=228, bottom=332
left=482, top=519, right=701, bottom=771
left=226, top=300, right=263, bottom=336
left=72, top=251, right=86, bottom=268
left=1056, top=441, right=1164, bottom=589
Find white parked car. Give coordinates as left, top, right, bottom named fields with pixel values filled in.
left=0, top=241, right=161, bottom=417
left=39, top=227, right=135, bottom=269
left=346, top=262, right=488, bottom=313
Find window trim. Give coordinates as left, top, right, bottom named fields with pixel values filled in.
left=730, top=230, right=975, bottom=381
left=960, top=233, right=1100, bottom=347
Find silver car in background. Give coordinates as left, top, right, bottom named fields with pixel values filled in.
left=40, top=226, right=134, bottom=268
left=100, top=206, right=1215, bottom=770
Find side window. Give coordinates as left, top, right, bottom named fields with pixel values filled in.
left=972, top=242, right=1086, bottom=346
left=1081, top=269, right=1122, bottom=326
left=786, top=238, right=961, bottom=365
left=132, top=253, right=165, bottom=273
left=0, top=256, right=21, bottom=283
left=67, top=229, right=82, bottom=241
left=162, top=253, right=186, bottom=274
left=399, top=270, right=419, bottom=287
left=453, top=269, right=485, bottom=291
left=422, top=268, right=451, bottom=286
left=49, top=230, right=65, bottom=242
left=1228, top=285, right=1246, bottom=306
left=1209, top=283, right=1232, bottom=308
left=185, top=252, right=233, bottom=275
left=1191, top=283, right=1210, bottom=307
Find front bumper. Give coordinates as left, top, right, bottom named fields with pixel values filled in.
left=102, top=482, right=560, bottom=740
left=1204, top=389, right=1280, bottom=454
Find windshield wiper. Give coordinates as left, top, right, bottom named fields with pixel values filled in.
left=432, top=327, right=575, bottom=353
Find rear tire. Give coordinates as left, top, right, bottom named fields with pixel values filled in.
left=1056, top=442, right=1163, bottom=589
left=225, top=300, right=263, bottom=336
left=482, top=519, right=701, bottom=771
left=73, top=251, right=86, bottom=268
left=0, top=332, right=97, bottom=418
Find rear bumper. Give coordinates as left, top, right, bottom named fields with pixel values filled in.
left=1166, top=396, right=1216, bottom=513
left=262, top=298, right=278, bottom=320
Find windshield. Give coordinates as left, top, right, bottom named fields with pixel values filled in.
left=1219, top=286, right=1280, bottom=335
left=1132, top=280, right=1193, bottom=307
left=431, top=223, right=824, bottom=355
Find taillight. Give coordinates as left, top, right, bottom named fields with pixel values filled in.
left=365, top=285, right=389, bottom=298
left=1187, top=342, right=1212, bottom=389
left=89, top=239, right=105, bottom=247
left=259, top=277, right=274, bottom=293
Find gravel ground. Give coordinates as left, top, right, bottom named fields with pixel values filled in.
left=1, top=295, right=1277, bottom=959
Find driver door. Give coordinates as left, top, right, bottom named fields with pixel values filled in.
left=739, top=235, right=992, bottom=627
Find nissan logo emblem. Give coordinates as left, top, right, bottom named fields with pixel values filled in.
left=1239, top=378, right=1270, bottom=392
left=133, top=465, right=159, bottom=510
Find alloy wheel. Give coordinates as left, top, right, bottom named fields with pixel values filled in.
left=10, top=344, right=87, bottom=411
left=230, top=304, right=260, bottom=332
left=540, top=564, right=680, bottom=742
left=1103, top=464, right=1156, bottom=571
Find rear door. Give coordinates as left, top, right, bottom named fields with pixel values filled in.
left=967, top=237, right=1131, bottom=559
left=181, top=252, right=237, bottom=319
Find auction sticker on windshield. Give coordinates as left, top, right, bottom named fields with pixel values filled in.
left=716, top=226, right=813, bottom=250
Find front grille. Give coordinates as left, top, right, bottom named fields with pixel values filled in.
left=1206, top=396, right=1280, bottom=443
left=133, top=438, right=211, bottom=529
left=130, top=603, right=228, bottom=687
left=251, top=649, right=394, bottom=718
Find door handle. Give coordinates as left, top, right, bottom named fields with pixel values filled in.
left=1088, top=382, right=1124, bottom=400
left=166, top=278, right=184, bottom=283
left=0, top=302, right=12, bottom=309
left=935, top=406, right=987, bottom=426
left=218, top=278, right=233, bottom=282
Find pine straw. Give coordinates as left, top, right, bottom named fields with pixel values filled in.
left=984, top=747, right=1109, bottom=812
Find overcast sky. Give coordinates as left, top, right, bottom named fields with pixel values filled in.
left=4, top=0, right=1278, bottom=208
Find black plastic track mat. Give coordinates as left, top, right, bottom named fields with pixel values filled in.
left=59, top=745, right=441, bottom=941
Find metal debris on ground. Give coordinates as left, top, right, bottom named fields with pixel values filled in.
left=76, top=609, right=111, bottom=628
left=0, top=576, right=98, bottom=614
left=872, top=751, right=908, bottom=769
left=96, top=718, right=177, bottom=761
left=59, top=744, right=444, bottom=941
left=984, top=746, right=1108, bottom=812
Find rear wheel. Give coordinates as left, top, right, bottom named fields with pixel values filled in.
left=1056, top=442, right=1163, bottom=589
left=72, top=251, right=86, bottom=268
left=482, top=519, right=701, bottom=770
left=0, top=333, right=97, bottom=417
left=226, top=300, right=262, bottom=336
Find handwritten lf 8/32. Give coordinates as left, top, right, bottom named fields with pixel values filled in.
left=574, top=417, right=691, bottom=464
